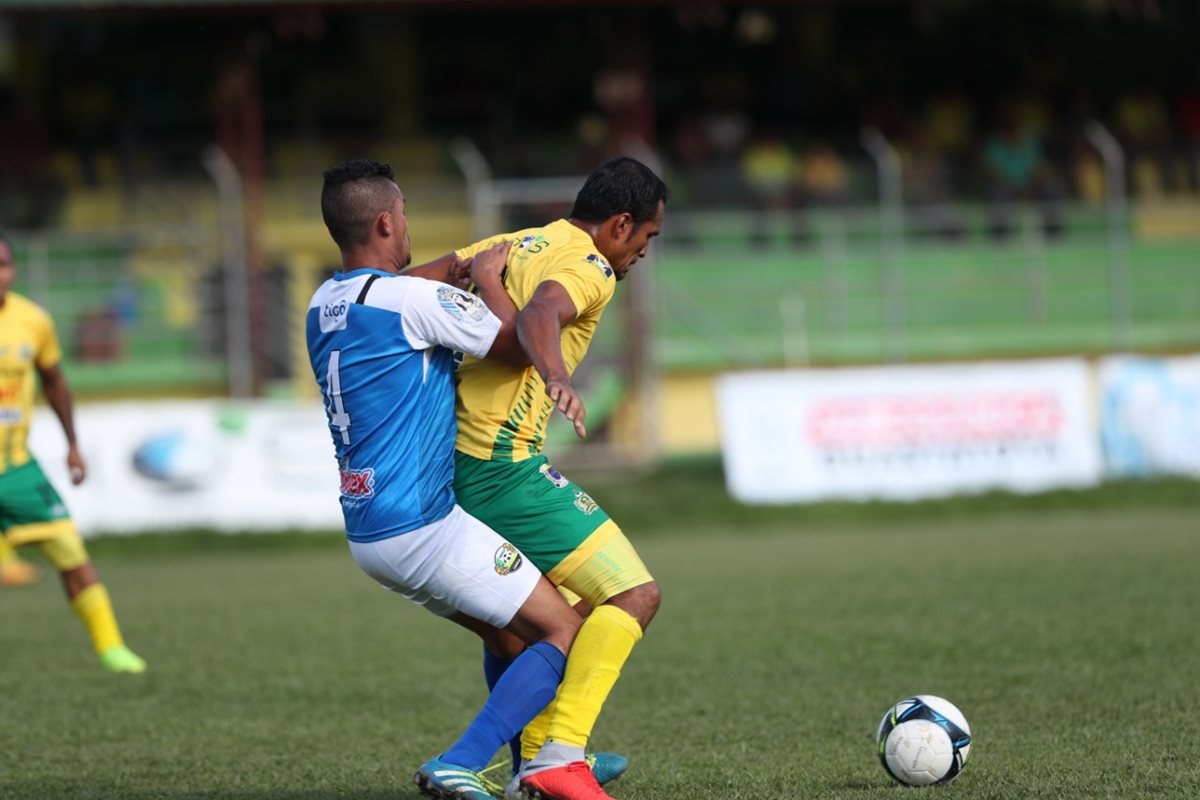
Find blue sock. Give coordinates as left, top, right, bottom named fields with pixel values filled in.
left=483, top=646, right=513, bottom=691
left=443, top=642, right=565, bottom=771
left=483, top=647, right=523, bottom=772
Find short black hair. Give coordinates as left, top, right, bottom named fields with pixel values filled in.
left=321, top=159, right=398, bottom=251
left=569, top=156, right=669, bottom=226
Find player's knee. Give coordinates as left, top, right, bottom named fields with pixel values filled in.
left=60, top=562, right=97, bottom=599
left=546, top=607, right=583, bottom=654
left=483, top=628, right=528, bottom=661
left=635, top=580, right=662, bottom=624
left=610, top=580, right=661, bottom=632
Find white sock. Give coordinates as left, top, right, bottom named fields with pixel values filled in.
left=520, top=741, right=586, bottom=776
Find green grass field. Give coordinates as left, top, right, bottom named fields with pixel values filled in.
left=4, top=466, right=1199, bottom=799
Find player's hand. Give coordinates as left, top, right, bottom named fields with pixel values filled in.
left=66, top=445, right=87, bottom=485
left=469, top=241, right=512, bottom=288
left=545, top=377, right=587, bottom=439
left=447, top=254, right=472, bottom=290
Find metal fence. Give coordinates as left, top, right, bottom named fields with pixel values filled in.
left=8, top=136, right=1200, bottom=406
left=652, top=201, right=1200, bottom=370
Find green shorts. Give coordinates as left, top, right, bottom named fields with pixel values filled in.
left=454, top=451, right=610, bottom=577
left=0, top=460, right=74, bottom=545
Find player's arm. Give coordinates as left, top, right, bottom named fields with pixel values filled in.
left=470, top=241, right=528, bottom=367
left=36, top=362, right=86, bottom=485
left=518, top=280, right=587, bottom=439
left=402, top=252, right=470, bottom=288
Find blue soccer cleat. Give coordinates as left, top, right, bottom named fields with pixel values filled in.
left=414, top=757, right=496, bottom=800
left=585, top=753, right=628, bottom=786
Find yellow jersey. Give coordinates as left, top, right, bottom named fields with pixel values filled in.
left=0, top=292, right=62, bottom=473
left=454, top=219, right=616, bottom=461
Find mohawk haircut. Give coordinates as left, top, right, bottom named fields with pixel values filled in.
left=321, top=159, right=398, bottom=251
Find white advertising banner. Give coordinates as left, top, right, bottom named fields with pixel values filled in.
left=716, top=359, right=1103, bottom=503
left=29, top=400, right=344, bottom=536
left=1098, top=354, right=1200, bottom=478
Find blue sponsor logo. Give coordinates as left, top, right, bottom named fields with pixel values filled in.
left=586, top=253, right=613, bottom=279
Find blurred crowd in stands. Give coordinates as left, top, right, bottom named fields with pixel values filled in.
left=5, top=84, right=1200, bottom=234
left=3, top=1, right=1199, bottom=234
left=663, top=87, right=1200, bottom=219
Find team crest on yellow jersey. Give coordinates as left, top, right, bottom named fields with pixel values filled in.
left=574, top=490, right=599, bottom=515
left=494, top=542, right=524, bottom=575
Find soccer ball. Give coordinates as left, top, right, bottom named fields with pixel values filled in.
left=876, top=695, right=971, bottom=786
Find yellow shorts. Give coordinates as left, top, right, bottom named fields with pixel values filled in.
left=553, top=520, right=654, bottom=610
left=5, top=522, right=90, bottom=571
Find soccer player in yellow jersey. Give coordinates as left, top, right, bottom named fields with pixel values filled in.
left=444, top=157, right=668, bottom=800
left=0, top=233, right=146, bottom=673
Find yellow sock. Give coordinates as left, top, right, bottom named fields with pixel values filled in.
left=70, top=583, right=125, bottom=655
left=543, top=604, right=643, bottom=749
left=521, top=689, right=557, bottom=762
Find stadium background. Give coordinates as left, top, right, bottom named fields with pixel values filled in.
left=3, top=3, right=1200, bottom=800
left=3, top=0, right=1198, bottom=460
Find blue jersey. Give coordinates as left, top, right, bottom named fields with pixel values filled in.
left=306, top=269, right=501, bottom=543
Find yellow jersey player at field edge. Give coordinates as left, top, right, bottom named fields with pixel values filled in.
left=0, top=232, right=146, bottom=673
left=424, top=157, right=668, bottom=800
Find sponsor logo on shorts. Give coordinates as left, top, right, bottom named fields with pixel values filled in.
left=339, top=466, right=375, bottom=498
left=539, top=463, right=569, bottom=488
left=574, top=490, right=598, bottom=515
left=437, top=285, right=488, bottom=322
left=494, top=542, right=523, bottom=575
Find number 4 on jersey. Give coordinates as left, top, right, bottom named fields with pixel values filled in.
left=325, top=349, right=352, bottom=444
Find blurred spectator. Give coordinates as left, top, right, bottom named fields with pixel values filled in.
left=901, top=124, right=963, bottom=239
left=677, top=105, right=749, bottom=210
left=0, top=93, right=64, bottom=227
left=1067, top=133, right=1106, bottom=205
left=1174, top=88, right=1200, bottom=195
left=795, top=139, right=851, bottom=207
left=700, top=105, right=751, bottom=160
left=981, top=105, right=1063, bottom=238
left=75, top=308, right=122, bottom=362
left=739, top=129, right=797, bottom=246
left=922, top=90, right=973, bottom=195
left=1114, top=88, right=1174, bottom=197
left=56, top=75, right=116, bottom=187
left=740, top=128, right=796, bottom=205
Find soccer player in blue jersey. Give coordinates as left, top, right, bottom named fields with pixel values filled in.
left=306, top=160, right=584, bottom=800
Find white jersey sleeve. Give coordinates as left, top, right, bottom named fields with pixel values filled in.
left=365, top=276, right=500, bottom=358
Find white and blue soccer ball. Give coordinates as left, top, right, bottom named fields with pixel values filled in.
left=875, top=695, right=972, bottom=786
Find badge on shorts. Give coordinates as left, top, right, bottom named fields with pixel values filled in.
left=494, top=542, right=523, bottom=575
left=574, top=491, right=598, bottom=515
left=539, top=463, right=569, bottom=488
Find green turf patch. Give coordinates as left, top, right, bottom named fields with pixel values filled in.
left=4, top=474, right=1198, bottom=798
